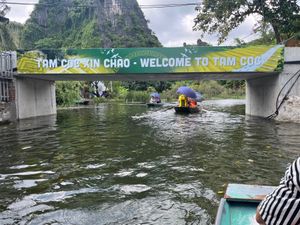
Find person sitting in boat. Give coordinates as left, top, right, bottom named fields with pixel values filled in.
left=150, top=96, right=161, bottom=104
left=155, top=96, right=161, bottom=103
left=188, top=97, right=197, bottom=108
left=256, top=157, right=300, bottom=225
left=150, top=96, right=156, bottom=103
left=178, top=94, right=188, bottom=107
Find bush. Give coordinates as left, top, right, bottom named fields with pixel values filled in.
left=190, top=81, right=225, bottom=98
left=56, top=81, right=83, bottom=106
left=125, top=91, right=149, bottom=103
left=92, top=97, right=108, bottom=105
left=161, top=80, right=245, bottom=101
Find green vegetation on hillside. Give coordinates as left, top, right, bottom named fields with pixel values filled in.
left=21, top=0, right=161, bottom=49
left=0, top=22, right=23, bottom=50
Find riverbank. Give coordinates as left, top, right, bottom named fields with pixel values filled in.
left=55, top=80, right=245, bottom=107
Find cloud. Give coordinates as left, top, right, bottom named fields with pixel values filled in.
left=137, top=0, right=258, bottom=46
left=137, top=0, right=203, bottom=46
left=5, top=0, right=38, bottom=24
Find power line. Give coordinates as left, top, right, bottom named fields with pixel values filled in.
left=228, top=32, right=256, bottom=46
left=4, top=1, right=200, bottom=9
left=140, top=3, right=200, bottom=9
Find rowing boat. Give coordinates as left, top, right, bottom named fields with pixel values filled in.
left=147, top=103, right=164, bottom=107
left=174, top=106, right=200, bottom=114
left=215, top=183, right=275, bottom=225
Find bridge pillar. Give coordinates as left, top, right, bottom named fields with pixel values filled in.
left=15, top=77, right=56, bottom=119
left=246, top=47, right=300, bottom=118
left=246, top=75, right=279, bottom=117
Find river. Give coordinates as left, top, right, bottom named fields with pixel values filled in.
left=0, top=100, right=299, bottom=225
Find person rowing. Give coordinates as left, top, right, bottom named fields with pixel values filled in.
left=256, top=157, right=300, bottom=225
left=178, top=94, right=188, bottom=107
left=188, top=97, right=197, bottom=108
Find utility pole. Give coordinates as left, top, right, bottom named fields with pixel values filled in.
left=0, top=0, right=9, bottom=23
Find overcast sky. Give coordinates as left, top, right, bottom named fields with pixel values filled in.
left=5, top=0, right=259, bottom=46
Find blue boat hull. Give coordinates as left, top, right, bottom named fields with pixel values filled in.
left=215, top=184, right=276, bottom=225
left=215, top=199, right=259, bottom=225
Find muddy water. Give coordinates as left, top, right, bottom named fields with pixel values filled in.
left=0, top=100, right=299, bottom=225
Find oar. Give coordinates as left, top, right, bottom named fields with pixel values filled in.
left=160, top=106, right=175, bottom=112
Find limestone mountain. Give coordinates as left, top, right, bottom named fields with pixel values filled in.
left=0, top=22, right=23, bottom=50
left=21, top=0, right=161, bottom=49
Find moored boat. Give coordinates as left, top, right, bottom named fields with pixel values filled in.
left=174, top=106, right=200, bottom=114
left=215, top=183, right=276, bottom=225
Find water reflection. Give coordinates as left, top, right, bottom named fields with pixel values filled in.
left=0, top=101, right=299, bottom=225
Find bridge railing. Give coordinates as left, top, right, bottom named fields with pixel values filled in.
left=0, top=52, right=15, bottom=102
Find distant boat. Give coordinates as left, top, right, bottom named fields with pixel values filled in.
left=215, top=183, right=276, bottom=225
left=148, top=92, right=162, bottom=107
left=174, top=106, right=200, bottom=114
left=76, top=98, right=92, bottom=105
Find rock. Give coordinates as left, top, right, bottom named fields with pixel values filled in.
left=276, top=95, right=300, bottom=123
left=0, top=103, right=11, bottom=124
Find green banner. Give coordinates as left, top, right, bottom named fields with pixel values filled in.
left=17, top=45, right=284, bottom=74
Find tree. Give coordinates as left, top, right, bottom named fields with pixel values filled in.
left=234, top=38, right=246, bottom=46
left=197, top=38, right=210, bottom=46
left=34, top=37, right=63, bottom=49
left=0, top=24, right=16, bottom=50
left=193, top=0, right=300, bottom=44
left=0, top=0, right=9, bottom=23
left=56, top=81, right=83, bottom=106
left=293, top=15, right=300, bottom=39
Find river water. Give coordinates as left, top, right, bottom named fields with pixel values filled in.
left=0, top=100, right=299, bottom=225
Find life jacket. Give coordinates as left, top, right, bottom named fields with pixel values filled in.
left=189, top=99, right=197, bottom=108
left=178, top=95, right=188, bottom=107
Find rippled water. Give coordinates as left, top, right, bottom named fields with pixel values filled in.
left=0, top=100, right=299, bottom=225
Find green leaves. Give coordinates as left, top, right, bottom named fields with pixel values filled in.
left=0, top=22, right=23, bottom=50
left=56, top=81, right=83, bottom=106
left=34, top=37, right=63, bottom=49
left=194, top=0, right=300, bottom=44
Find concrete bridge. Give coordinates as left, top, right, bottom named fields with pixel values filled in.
left=1, top=46, right=299, bottom=120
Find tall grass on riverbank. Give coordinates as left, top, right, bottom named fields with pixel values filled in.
left=160, top=81, right=245, bottom=102
left=56, top=80, right=245, bottom=106
left=110, top=81, right=245, bottom=103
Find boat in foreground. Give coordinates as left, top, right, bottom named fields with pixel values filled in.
left=174, top=106, right=200, bottom=114
left=147, top=103, right=164, bottom=107
left=215, top=183, right=275, bottom=225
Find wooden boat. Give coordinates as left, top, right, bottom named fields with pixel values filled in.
left=215, top=183, right=276, bottom=225
left=174, top=106, right=200, bottom=114
left=147, top=103, right=164, bottom=107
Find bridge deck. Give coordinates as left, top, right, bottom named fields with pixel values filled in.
left=15, top=72, right=279, bottom=81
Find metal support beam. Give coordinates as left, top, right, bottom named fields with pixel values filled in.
left=15, top=72, right=279, bottom=82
